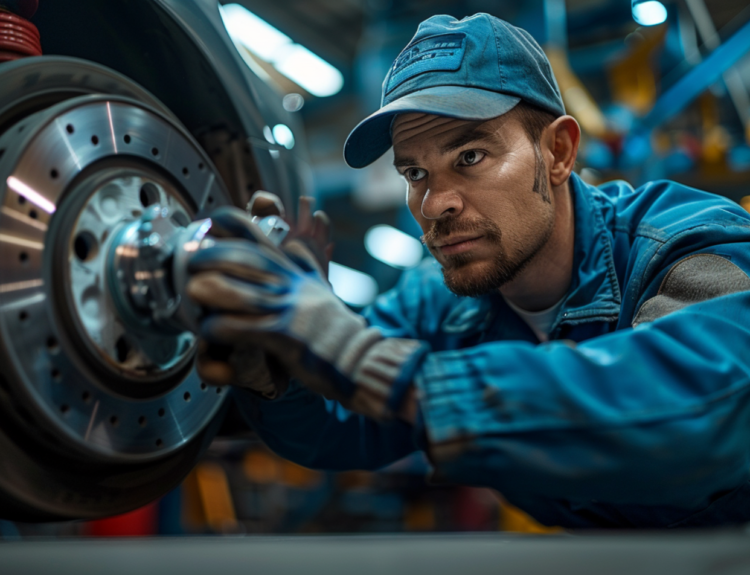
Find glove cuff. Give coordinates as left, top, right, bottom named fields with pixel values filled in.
left=347, top=337, right=430, bottom=420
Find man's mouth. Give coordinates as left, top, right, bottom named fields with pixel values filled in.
left=433, top=234, right=484, bottom=256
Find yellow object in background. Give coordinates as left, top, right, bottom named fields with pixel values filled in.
left=404, top=500, right=436, bottom=532
left=499, top=500, right=563, bottom=534
left=608, top=26, right=666, bottom=115
left=546, top=48, right=607, bottom=139
left=243, top=448, right=281, bottom=484
left=281, top=458, right=324, bottom=489
left=183, top=461, right=238, bottom=533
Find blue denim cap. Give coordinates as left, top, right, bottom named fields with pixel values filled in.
left=344, top=13, right=565, bottom=168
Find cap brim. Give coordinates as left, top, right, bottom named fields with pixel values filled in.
left=344, top=86, right=521, bottom=168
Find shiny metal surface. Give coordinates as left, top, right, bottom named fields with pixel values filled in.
left=78, top=186, right=194, bottom=372
left=0, top=94, right=230, bottom=463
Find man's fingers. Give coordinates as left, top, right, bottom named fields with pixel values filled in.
left=283, top=239, right=326, bottom=277
left=196, top=353, right=235, bottom=386
left=312, top=210, right=332, bottom=247
left=248, top=191, right=286, bottom=219
left=187, top=272, right=288, bottom=312
left=297, top=196, right=315, bottom=236
left=200, top=313, right=281, bottom=344
left=188, top=240, right=291, bottom=281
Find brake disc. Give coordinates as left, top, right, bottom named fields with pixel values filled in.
left=0, top=57, right=233, bottom=520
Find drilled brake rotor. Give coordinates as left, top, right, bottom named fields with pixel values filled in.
left=0, top=57, right=234, bottom=520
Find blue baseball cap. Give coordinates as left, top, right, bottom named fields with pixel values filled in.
left=344, top=13, right=565, bottom=169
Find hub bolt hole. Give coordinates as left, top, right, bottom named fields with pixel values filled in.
left=139, top=183, right=160, bottom=207
left=183, top=392, right=191, bottom=402
left=91, top=135, right=99, bottom=145
left=151, top=147, right=159, bottom=157
left=19, top=252, right=28, bottom=264
left=124, top=134, right=131, bottom=144
left=46, top=336, right=59, bottom=353
left=110, top=415, right=118, bottom=427
left=66, top=124, right=74, bottom=135
left=158, top=408, right=165, bottom=417
left=50, top=168, right=58, bottom=179
left=73, top=231, right=99, bottom=262
left=115, top=336, right=131, bottom=363
left=138, top=416, right=146, bottom=427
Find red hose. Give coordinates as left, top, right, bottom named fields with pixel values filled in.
left=0, top=9, right=41, bottom=62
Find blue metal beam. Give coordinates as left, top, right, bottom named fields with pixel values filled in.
left=638, top=16, right=750, bottom=131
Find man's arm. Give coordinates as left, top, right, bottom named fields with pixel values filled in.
left=188, top=208, right=750, bottom=516
left=233, top=381, right=421, bottom=471
left=415, top=249, right=750, bottom=512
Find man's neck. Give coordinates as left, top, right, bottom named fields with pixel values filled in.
left=499, top=181, right=575, bottom=312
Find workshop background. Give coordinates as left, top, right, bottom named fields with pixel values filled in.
left=3, top=0, right=750, bottom=538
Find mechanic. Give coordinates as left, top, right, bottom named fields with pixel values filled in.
left=186, top=13, right=750, bottom=529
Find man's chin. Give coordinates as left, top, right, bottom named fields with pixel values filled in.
left=441, top=258, right=509, bottom=298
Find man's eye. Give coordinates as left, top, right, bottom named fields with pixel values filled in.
left=405, top=168, right=427, bottom=182
left=458, top=150, right=485, bottom=166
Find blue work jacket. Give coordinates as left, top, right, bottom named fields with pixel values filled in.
left=236, top=172, right=750, bottom=529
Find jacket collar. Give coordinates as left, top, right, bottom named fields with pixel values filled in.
left=555, top=172, right=621, bottom=327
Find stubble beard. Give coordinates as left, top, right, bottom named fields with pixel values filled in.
left=422, top=204, right=555, bottom=299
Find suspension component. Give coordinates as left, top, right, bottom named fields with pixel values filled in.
left=0, top=1, right=41, bottom=62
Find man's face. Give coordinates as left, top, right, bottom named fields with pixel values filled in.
left=392, top=112, right=555, bottom=297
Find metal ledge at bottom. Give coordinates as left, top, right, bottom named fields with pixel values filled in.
left=2, top=531, right=750, bottom=575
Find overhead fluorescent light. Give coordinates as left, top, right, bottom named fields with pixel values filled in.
left=632, top=1, right=668, bottom=26
left=220, top=3, right=344, bottom=97
left=365, top=225, right=424, bottom=269
left=329, top=262, right=378, bottom=307
left=272, top=124, right=295, bottom=149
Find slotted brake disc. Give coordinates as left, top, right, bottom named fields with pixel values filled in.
left=0, top=57, right=232, bottom=521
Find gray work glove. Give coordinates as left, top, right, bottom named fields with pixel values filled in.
left=187, top=208, right=428, bottom=420
left=194, top=192, right=333, bottom=399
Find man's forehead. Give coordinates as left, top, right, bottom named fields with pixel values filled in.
left=391, top=113, right=512, bottom=160
left=392, top=113, right=477, bottom=143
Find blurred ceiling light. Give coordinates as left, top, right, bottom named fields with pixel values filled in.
left=272, top=124, right=295, bottom=149
left=220, top=3, right=343, bottom=97
left=365, top=225, right=424, bottom=269
left=283, top=93, right=305, bottom=112
left=329, top=262, right=378, bottom=307
left=632, top=1, right=668, bottom=26
left=263, top=125, right=275, bottom=144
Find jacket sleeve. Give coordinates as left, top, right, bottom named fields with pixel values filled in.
left=233, top=381, right=420, bottom=471
left=414, top=253, right=750, bottom=510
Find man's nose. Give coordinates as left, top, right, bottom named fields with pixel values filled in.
left=421, top=182, right=464, bottom=220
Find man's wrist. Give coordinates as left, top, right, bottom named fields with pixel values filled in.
left=348, top=337, right=430, bottom=420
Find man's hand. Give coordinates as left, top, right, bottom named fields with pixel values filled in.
left=191, top=192, right=333, bottom=399
left=187, top=208, right=428, bottom=421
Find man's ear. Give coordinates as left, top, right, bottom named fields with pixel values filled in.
left=546, top=115, right=580, bottom=187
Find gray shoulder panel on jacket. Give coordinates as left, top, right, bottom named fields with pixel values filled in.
left=632, top=254, right=750, bottom=326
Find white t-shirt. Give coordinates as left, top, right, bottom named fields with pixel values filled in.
left=504, top=296, right=565, bottom=342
